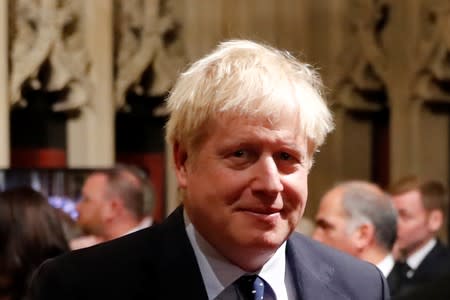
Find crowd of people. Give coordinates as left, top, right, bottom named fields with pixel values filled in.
left=313, top=177, right=450, bottom=299
left=0, top=164, right=155, bottom=300
left=0, top=39, right=448, bottom=299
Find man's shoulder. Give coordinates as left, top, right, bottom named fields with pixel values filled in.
left=58, top=208, right=185, bottom=268
left=39, top=226, right=159, bottom=278
left=429, top=240, right=450, bottom=257
left=288, top=232, right=377, bottom=271
left=287, top=233, right=388, bottom=299
left=29, top=219, right=181, bottom=299
left=418, top=240, right=450, bottom=267
left=415, top=240, right=450, bottom=277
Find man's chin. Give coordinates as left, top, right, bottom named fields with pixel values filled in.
left=241, top=229, right=289, bottom=250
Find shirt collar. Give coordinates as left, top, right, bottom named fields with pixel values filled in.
left=407, top=238, right=436, bottom=270
left=376, top=254, right=394, bottom=277
left=184, top=210, right=288, bottom=300
left=122, top=217, right=153, bottom=236
left=259, top=241, right=288, bottom=300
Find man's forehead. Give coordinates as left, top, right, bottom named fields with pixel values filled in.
left=214, top=114, right=304, bottom=141
left=322, top=187, right=344, bottom=207
left=393, top=189, right=423, bottom=206
left=83, top=174, right=108, bottom=192
left=87, top=173, right=107, bottom=183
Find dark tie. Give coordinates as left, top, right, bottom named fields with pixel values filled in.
left=234, top=274, right=265, bottom=300
left=388, top=261, right=413, bottom=296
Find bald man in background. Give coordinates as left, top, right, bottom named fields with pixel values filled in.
left=313, top=181, right=398, bottom=284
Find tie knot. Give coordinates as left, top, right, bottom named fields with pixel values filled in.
left=235, top=275, right=265, bottom=300
left=398, top=261, right=411, bottom=271
left=394, top=261, right=414, bottom=278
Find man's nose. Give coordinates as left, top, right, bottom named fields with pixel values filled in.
left=250, top=156, right=284, bottom=194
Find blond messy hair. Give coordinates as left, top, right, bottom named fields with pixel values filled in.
left=165, top=39, right=334, bottom=164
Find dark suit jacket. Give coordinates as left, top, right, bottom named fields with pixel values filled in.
left=391, top=240, right=450, bottom=298
left=392, top=272, right=450, bottom=300
left=29, top=206, right=389, bottom=300
left=411, top=240, right=450, bottom=282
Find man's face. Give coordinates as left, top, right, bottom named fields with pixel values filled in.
left=392, top=189, right=434, bottom=256
left=175, top=115, right=309, bottom=269
left=76, top=174, right=110, bottom=235
left=312, top=187, right=357, bottom=255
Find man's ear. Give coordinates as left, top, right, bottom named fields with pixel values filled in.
left=353, top=223, right=374, bottom=251
left=103, top=198, right=121, bottom=221
left=428, top=209, right=443, bottom=233
left=173, top=141, right=188, bottom=188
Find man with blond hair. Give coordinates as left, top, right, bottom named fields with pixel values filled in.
left=30, top=40, right=388, bottom=299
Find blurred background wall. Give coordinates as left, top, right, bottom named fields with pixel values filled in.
left=0, top=0, right=449, bottom=223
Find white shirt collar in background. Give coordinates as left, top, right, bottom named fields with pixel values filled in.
left=376, top=254, right=394, bottom=277
left=407, top=238, right=436, bottom=270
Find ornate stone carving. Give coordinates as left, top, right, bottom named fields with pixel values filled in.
left=334, top=0, right=450, bottom=110
left=352, top=0, right=450, bottom=105
left=114, top=0, right=184, bottom=113
left=412, top=0, right=450, bottom=104
left=10, top=0, right=90, bottom=111
left=332, top=0, right=387, bottom=112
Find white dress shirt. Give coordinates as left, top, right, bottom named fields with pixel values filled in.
left=376, top=254, right=395, bottom=277
left=406, top=238, right=436, bottom=276
left=184, top=211, right=296, bottom=300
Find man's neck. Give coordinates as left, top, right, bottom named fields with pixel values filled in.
left=360, top=245, right=389, bottom=265
left=184, top=212, right=290, bottom=300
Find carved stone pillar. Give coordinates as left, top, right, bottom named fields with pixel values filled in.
left=386, top=1, right=450, bottom=182
left=306, top=0, right=350, bottom=211
left=325, top=0, right=389, bottom=191
left=338, top=0, right=450, bottom=184
left=0, top=0, right=9, bottom=168
left=67, top=0, right=114, bottom=167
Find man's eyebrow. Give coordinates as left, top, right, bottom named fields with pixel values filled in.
left=315, top=218, right=333, bottom=229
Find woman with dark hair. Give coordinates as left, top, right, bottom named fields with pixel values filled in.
left=0, top=187, right=69, bottom=300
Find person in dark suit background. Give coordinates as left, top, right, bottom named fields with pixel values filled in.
left=29, top=39, right=389, bottom=299
left=312, top=181, right=398, bottom=281
left=392, top=271, right=450, bottom=300
left=389, top=175, right=450, bottom=297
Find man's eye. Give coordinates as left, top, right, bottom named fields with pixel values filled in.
left=233, top=150, right=246, bottom=157
left=279, top=152, right=292, bottom=160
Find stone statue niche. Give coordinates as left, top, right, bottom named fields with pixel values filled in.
left=113, top=0, right=185, bottom=222
left=9, top=0, right=90, bottom=167
left=331, top=0, right=390, bottom=186
left=114, top=0, right=184, bottom=116
left=10, top=0, right=90, bottom=113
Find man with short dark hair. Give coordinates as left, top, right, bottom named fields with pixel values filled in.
left=389, top=175, right=450, bottom=297
left=70, top=164, right=152, bottom=249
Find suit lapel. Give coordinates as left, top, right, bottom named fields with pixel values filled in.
left=153, top=206, right=208, bottom=299
left=286, top=236, right=351, bottom=300
left=412, top=240, right=450, bottom=280
left=413, top=241, right=441, bottom=275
